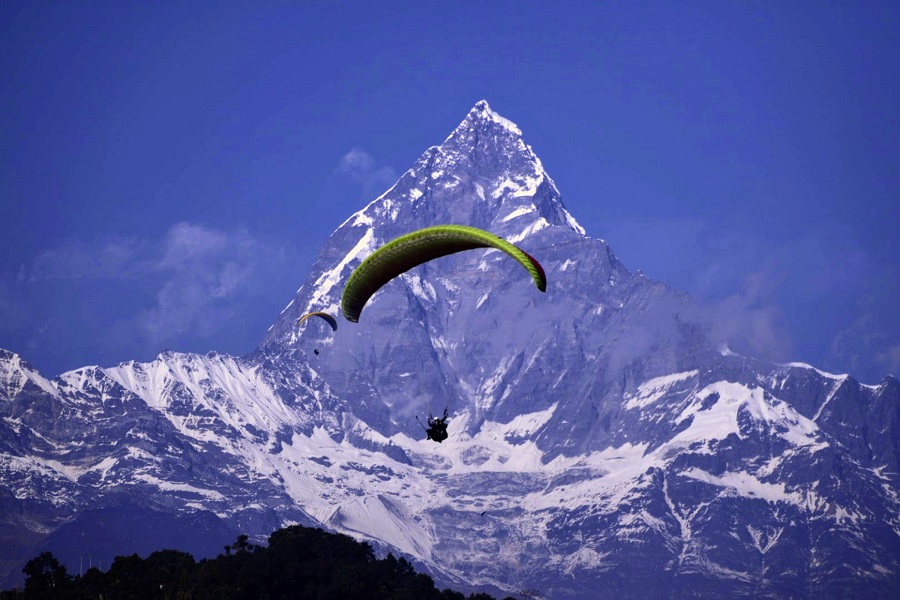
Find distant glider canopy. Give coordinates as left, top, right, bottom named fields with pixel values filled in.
left=297, top=311, right=338, bottom=332
left=341, top=224, right=546, bottom=323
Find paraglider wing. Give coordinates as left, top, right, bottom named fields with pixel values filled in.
left=296, top=311, right=338, bottom=332
left=341, top=224, right=546, bottom=323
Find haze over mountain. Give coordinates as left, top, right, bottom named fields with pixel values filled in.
left=2, top=102, right=897, bottom=598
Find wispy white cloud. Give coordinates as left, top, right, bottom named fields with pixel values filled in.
left=336, top=148, right=398, bottom=198
left=829, top=264, right=900, bottom=381
left=10, top=222, right=296, bottom=353
left=876, top=344, right=900, bottom=379
left=603, top=216, right=894, bottom=372
left=136, top=222, right=285, bottom=345
left=703, top=269, right=793, bottom=362
left=604, top=218, right=793, bottom=361
left=157, top=222, right=238, bottom=269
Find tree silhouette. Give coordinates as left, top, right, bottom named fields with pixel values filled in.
left=6, top=524, right=521, bottom=599
left=22, top=552, right=70, bottom=598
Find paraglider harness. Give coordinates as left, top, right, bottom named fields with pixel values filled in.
left=416, top=408, right=450, bottom=443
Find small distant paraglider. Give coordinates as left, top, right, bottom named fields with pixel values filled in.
left=340, top=224, right=546, bottom=323
left=297, top=312, right=336, bottom=358
left=297, top=311, right=338, bottom=332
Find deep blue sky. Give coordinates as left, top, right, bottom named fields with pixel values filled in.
left=2, top=1, right=898, bottom=384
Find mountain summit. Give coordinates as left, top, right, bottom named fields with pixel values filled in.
left=2, top=102, right=898, bottom=598
left=263, top=99, right=584, bottom=346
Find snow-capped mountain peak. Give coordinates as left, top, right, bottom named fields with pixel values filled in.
left=264, top=101, right=587, bottom=347
left=456, top=99, right=523, bottom=137
left=0, top=349, right=59, bottom=400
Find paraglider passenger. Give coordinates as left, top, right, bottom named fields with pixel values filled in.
left=425, top=409, right=450, bottom=443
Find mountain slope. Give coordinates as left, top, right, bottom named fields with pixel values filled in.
left=2, top=102, right=898, bottom=598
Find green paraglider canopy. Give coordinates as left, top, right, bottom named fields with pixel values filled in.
left=341, top=224, right=546, bottom=323
left=297, top=311, right=338, bottom=332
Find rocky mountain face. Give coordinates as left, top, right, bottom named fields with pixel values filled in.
left=2, top=101, right=898, bottom=598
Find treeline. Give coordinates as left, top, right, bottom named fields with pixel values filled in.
left=3, top=525, right=514, bottom=600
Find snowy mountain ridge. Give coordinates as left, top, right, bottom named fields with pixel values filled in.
left=2, top=102, right=899, bottom=598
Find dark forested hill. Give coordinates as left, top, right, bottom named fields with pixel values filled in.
left=2, top=524, right=516, bottom=600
